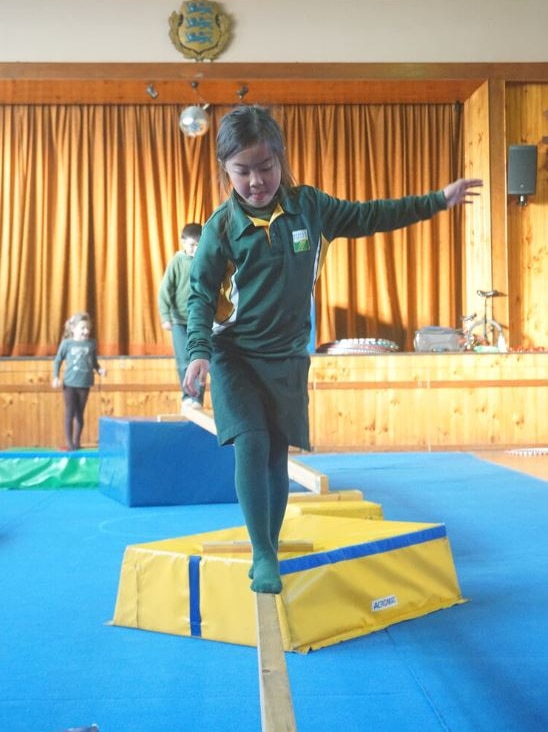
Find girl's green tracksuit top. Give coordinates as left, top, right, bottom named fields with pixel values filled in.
left=187, top=184, right=447, bottom=362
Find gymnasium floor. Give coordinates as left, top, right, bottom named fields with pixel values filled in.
left=474, top=448, right=547, bottom=481
left=1, top=447, right=547, bottom=732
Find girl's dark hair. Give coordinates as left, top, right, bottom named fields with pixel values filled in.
left=216, top=105, right=294, bottom=192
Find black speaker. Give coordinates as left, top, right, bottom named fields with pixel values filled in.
left=507, top=144, right=538, bottom=196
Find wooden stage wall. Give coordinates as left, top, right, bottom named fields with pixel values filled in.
left=0, top=353, right=546, bottom=452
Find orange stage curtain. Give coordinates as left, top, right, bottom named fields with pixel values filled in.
left=277, top=104, right=463, bottom=349
left=0, top=103, right=461, bottom=356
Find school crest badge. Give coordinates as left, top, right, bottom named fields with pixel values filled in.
left=169, top=1, right=232, bottom=61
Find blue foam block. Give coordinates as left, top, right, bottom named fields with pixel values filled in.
left=99, top=417, right=236, bottom=506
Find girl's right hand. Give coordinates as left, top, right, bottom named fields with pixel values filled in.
left=183, top=359, right=209, bottom=397
left=52, top=377, right=61, bottom=389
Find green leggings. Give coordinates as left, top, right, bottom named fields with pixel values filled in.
left=233, top=428, right=289, bottom=594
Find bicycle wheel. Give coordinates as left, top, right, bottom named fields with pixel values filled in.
left=467, top=319, right=505, bottom=351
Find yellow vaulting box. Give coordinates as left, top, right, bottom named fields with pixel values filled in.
left=111, top=515, right=465, bottom=653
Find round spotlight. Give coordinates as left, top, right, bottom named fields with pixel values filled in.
left=179, top=105, right=210, bottom=137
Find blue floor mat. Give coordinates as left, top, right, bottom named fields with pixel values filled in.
left=1, top=452, right=547, bottom=732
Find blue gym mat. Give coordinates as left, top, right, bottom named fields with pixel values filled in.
left=1, top=451, right=546, bottom=732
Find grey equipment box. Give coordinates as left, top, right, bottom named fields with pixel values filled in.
left=414, top=326, right=461, bottom=352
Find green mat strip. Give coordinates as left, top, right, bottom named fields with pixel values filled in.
left=0, top=455, right=99, bottom=489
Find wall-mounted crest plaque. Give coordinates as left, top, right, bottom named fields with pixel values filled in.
left=169, top=1, right=231, bottom=61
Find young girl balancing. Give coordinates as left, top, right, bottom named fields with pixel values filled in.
left=52, top=312, right=106, bottom=450
left=183, top=105, right=483, bottom=594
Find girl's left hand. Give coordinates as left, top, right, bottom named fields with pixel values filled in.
left=443, top=178, right=483, bottom=208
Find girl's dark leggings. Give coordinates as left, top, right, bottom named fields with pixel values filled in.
left=63, top=386, right=90, bottom=449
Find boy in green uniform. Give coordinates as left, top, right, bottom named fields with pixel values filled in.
left=159, top=223, right=204, bottom=409
left=184, top=105, right=482, bottom=594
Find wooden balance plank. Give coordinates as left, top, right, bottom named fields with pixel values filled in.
left=176, top=407, right=299, bottom=729
left=180, top=405, right=330, bottom=494
left=180, top=405, right=218, bottom=434
left=255, top=593, right=298, bottom=732
left=200, top=540, right=314, bottom=554
left=287, top=489, right=363, bottom=503
left=156, top=414, right=186, bottom=422
left=287, top=456, right=329, bottom=494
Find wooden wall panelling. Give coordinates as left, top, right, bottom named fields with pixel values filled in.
left=0, top=62, right=491, bottom=104
left=463, top=82, right=493, bottom=317
left=306, top=353, right=547, bottom=451
left=505, top=83, right=548, bottom=349
left=0, top=357, right=183, bottom=449
left=1, top=355, right=546, bottom=450
left=2, top=62, right=548, bottom=106
left=488, top=79, right=511, bottom=335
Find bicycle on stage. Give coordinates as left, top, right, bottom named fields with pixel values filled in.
left=459, top=289, right=508, bottom=352
left=414, top=290, right=508, bottom=353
